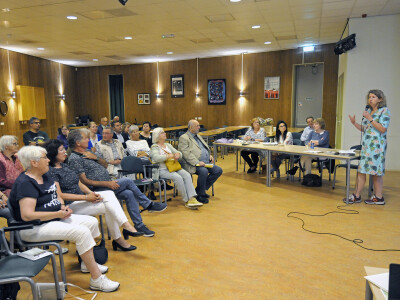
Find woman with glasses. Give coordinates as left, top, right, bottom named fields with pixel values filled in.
left=271, top=120, right=293, bottom=178
left=241, top=118, right=266, bottom=173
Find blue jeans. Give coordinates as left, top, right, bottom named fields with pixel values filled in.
left=114, top=178, right=151, bottom=227
left=195, top=165, right=223, bottom=196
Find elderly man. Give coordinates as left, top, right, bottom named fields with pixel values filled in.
left=23, top=117, right=49, bottom=146
left=111, top=121, right=129, bottom=148
left=97, top=117, right=108, bottom=135
left=68, top=129, right=166, bottom=237
left=300, top=116, right=314, bottom=144
left=178, top=120, right=223, bottom=203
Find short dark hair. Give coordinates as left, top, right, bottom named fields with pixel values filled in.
left=111, top=120, right=121, bottom=128
left=29, top=117, right=39, bottom=124
left=43, top=139, right=63, bottom=167
left=306, top=116, right=314, bottom=122
left=142, top=121, right=151, bottom=128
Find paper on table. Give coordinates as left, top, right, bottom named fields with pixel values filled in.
left=303, top=150, right=323, bottom=153
left=339, top=150, right=356, bottom=154
left=364, top=272, right=389, bottom=292
left=262, top=142, right=278, bottom=145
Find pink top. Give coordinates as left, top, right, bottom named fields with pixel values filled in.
left=0, top=152, right=24, bottom=196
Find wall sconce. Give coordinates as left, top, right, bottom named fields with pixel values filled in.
left=239, top=90, right=244, bottom=97
left=9, top=91, right=16, bottom=99
left=57, top=94, right=66, bottom=100
left=195, top=58, right=200, bottom=98
left=195, top=92, right=200, bottom=98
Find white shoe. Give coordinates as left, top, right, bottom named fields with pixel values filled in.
left=90, top=275, right=120, bottom=292
left=81, top=261, right=108, bottom=274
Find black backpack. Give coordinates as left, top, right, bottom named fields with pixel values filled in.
left=302, top=174, right=322, bottom=187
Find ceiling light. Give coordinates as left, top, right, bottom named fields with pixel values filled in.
left=252, top=25, right=261, bottom=29
left=124, top=36, right=133, bottom=40
left=230, top=0, right=241, bottom=2
left=303, top=45, right=315, bottom=52
left=264, top=41, right=271, bottom=45
left=67, top=16, right=77, bottom=20
left=93, top=59, right=98, bottom=61
left=166, top=52, right=173, bottom=55
left=2, top=8, right=10, bottom=13
left=37, top=48, right=45, bottom=50
left=119, top=0, right=128, bottom=5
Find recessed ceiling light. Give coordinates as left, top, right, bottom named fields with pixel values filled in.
left=252, top=25, right=261, bottom=29
left=67, top=16, right=77, bottom=20
left=93, top=59, right=98, bottom=61
left=166, top=52, right=173, bottom=55
left=37, top=48, right=45, bottom=50
left=230, top=0, right=241, bottom=2
left=124, top=36, right=133, bottom=40
left=162, top=34, right=175, bottom=39
left=2, top=8, right=10, bottom=12
left=264, top=41, right=271, bottom=45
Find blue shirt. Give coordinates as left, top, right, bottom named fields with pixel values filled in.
left=306, top=130, right=329, bottom=148
left=190, top=132, right=210, bottom=163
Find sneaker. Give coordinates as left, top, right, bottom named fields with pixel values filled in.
left=147, top=202, right=167, bottom=213
left=343, top=193, right=361, bottom=204
left=135, top=224, right=155, bottom=237
left=90, top=275, right=120, bottom=292
left=364, top=195, right=385, bottom=205
left=185, top=198, right=204, bottom=208
left=81, top=262, right=108, bottom=274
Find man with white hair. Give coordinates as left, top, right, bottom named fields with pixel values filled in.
left=178, top=120, right=223, bottom=203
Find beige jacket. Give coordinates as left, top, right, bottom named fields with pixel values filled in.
left=178, top=131, right=210, bottom=174
left=96, top=139, right=124, bottom=176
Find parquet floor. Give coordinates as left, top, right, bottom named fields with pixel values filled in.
left=10, top=153, right=400, bottom=299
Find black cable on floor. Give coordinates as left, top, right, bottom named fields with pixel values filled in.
left=287, top=205, right=400, bottom=252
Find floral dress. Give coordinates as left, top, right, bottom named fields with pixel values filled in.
left=359, top=107, right=391, bottom=176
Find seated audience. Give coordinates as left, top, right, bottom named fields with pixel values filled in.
left=300, top=118, right=330, bottom=175
left=23, top=117, right=49, bottom=146
left=126, top=125, right=151, bottom=162
left=122, top=122, right=131, bottom=135
left=68, top=129, right=166, bottom=237
left=8, top=146, right=120, bottom=292
left=97, top=117, right=108, bottom=135
left=44, top=139, right=138, bottom=251
left=139, top=121, right=153, bottom=147
left=178, top=120, right=223, bottom=203
left=113, top=116, right=120, bottom=123
left=57, top=124, right=69, bottom=150
left=0, top=135, right=24, bottom=220
left=88, top=122, right=102, bottom=151
left=241, top=118, right=266, bottom=173
left=150, top=128, right=203, bottom=208
left=111, top=121, right=129, bottom=148
left=271, top=120, right=293, bottom=178
left=300, top=116, right=314, bottom=144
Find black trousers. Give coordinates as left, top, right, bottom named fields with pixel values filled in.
left=241, top=150, right=259, bottom=168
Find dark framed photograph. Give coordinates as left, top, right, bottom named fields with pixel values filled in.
left=138, top=93, right=144, bottom=105
left=264, top=76, right=280, bottom=99
left=171, top=74, right=184, bottom=98
left=207, top=79, right=226, bottom=105
left=143, top=93, right=151, bottom=105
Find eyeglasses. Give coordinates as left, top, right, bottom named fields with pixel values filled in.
left=33, top=122, right=41, bottom=124
left=279, top=125, right=286, bottom=127
left=11, top=142, right=18, bottom=146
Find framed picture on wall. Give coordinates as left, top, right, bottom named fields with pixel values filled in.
left=264, top=76, right=280, bottom=99
left=143, top=93, right=151, bottom=105
left=171, top=74, right=184, bottom=98
left=207, top=79, right=226, bottom=105
left=138, top=93, right=144, bottom=105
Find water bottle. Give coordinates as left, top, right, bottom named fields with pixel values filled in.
left=310, top=141, right=314, bottom=149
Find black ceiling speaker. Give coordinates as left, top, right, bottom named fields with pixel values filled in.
left=334, top=33, right=356, bottom=55
left=119, top=0, right=128, bottom=5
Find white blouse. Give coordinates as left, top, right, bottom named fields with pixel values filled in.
left=126, top=140, right=150, bottom=157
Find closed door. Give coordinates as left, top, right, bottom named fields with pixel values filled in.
left=294, top=63, right=324, bottom=127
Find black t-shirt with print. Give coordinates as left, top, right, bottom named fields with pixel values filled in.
left=9, top=172, right=61, bottom=222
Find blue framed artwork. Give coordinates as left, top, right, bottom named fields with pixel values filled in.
left=207, top=79, right=226, bottom=105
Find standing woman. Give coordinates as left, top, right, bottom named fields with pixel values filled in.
left=241, top=118, right=266, bottom=173
left=271, top=120, right=293, bottom=177
left=345, top=89, right=391, bottom=205
left=150, top=128, right=203, bottom=209
left=88, top=122, right=102, bottom=151
left=140, top=121, right=153, bottom=147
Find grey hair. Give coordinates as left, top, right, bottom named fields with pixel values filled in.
left=68, top=129, right=89, bottom=150
left=29, top=117, right=39, bottom=124
left=17, top=146, right=47, bottom=170
left=0, top=135, right=18, bottom=152
left=188, top=119, right=197, bottom=129
left=152, top=127, right=164, bottom=144
left=128, top=125, right=139, bottom=135
left=102, top=126, right=114, bottom=135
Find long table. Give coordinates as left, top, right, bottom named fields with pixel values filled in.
left=199, top=126, right=247, bottom=143
left=213, top=142, right=361, bottom=203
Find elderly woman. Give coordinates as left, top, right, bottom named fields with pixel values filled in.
left=139, top=121, right=153, bottom=147
left=88, top=121, right=102, bottom=151
left=345, top=89, right=391, bottom=205
left=57, top=125, right=69, bottom=150
left=44, top=139, right=139, bottom=251
left=0, top=135, right=24, bottom=220
left=241, top=118, right=266, bottom=173
left=150, top=128, right=203, bottom=209
left=300, top=118, right=329, bottom=175
left=8, top=146, right=120, bottom=292
left=271, top=120, right=293, bottom=178
left=126, top=125, right=151, bottom=162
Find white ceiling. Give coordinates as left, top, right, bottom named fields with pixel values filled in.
left=0, top=0, right=399, bottom=67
